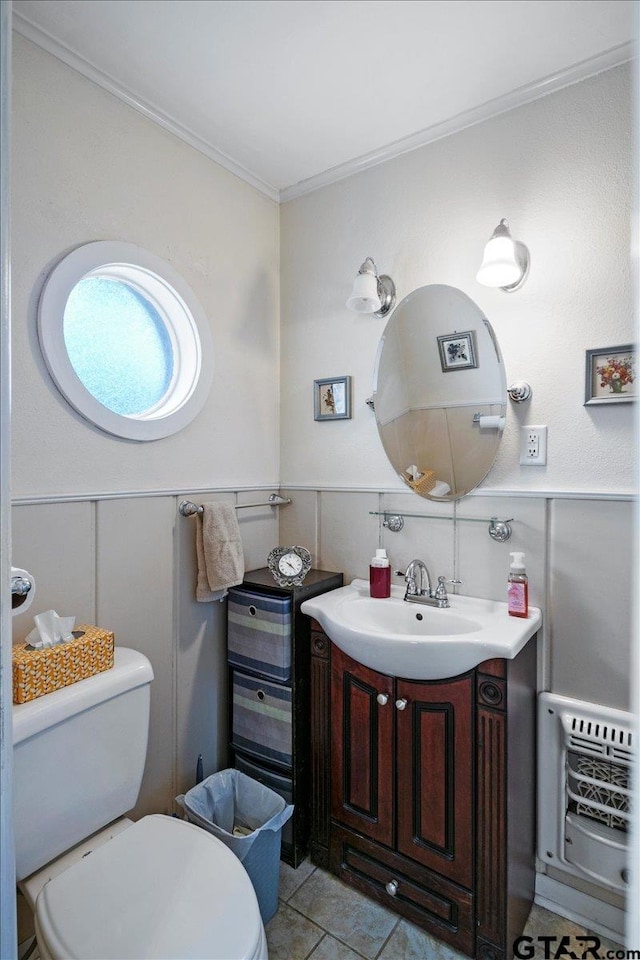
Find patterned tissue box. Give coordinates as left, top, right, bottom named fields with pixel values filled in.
left=12, top=624, right=115, bottom=704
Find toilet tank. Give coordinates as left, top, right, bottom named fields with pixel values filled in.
left=13, top=647, right=154, bottom=880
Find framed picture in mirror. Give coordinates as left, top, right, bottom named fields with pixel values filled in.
left=314, top=375, right=352, bottom=420
left=437, top=331, right=477, bottom=372
left=585, top=345, right=635, bottom=405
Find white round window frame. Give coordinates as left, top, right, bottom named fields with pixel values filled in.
left=38, top=241, right=214, bottom=441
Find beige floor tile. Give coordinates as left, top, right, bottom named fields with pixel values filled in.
left=288, top=869, right=397, bottom=960
left=265, top=902, right=324, bottom=960
left=308, top=933, right=367, bottom=960
left=519, top=904, right=592, bottom=959
left=378, top=919, right=467, bottom=960
left=523, top=904, right=589, bottom=937
left=279, top=856, right=317, bottom=902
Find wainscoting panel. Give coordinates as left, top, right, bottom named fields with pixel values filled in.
left=12, top=500, right=96, bottom=645
left=96, top=496, right=175, bottom=817
left=379, top=491, right=454, bottom=588
left=279, top=488, right=318, bottom=564
left=317, top=490, right=379, bottom=583
left=549, top=498, right=633, bottom=711
left=454, top=495, right=547, bottom=607
left=175, top=491, right=281, bottom=797
left=236, top=491, right=284, bottom=570
left=11, top=487, right=282, bottom=822
left=176, top=492, right=234, bottom=797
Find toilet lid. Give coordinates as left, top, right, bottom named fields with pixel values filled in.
left=35, top=815, right=265, bottom=960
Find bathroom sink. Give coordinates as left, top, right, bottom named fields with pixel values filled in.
left=300, top=579, right=541, bottom=680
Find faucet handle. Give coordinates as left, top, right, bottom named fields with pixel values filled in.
left=434, top=576, right=463, bottom=600
left=434, top=576, right=448, bottom=600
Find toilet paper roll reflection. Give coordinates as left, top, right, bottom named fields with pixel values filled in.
left=477, top=415, right=506, bottom=430
left=11, top=567, right=36, bottom=616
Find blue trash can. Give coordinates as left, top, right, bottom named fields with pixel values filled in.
left=177, top=769, right=294, bottom=924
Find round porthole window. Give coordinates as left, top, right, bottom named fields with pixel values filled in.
left=38, top=241, right=214, bottom=440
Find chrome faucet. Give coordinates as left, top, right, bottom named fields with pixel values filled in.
left=403, top=559, right=450, bottom=608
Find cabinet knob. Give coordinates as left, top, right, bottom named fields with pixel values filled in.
left=385, top=879, right=399, bottom=896
left=376, top=693, right=389, bottom=706
left=395, top=698, right=408, bottom=711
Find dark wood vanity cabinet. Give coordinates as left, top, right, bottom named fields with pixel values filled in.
left=310, top=622, right=537, bottom=960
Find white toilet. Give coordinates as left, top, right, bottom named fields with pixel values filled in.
left=13, top=646, right=268, bottom=960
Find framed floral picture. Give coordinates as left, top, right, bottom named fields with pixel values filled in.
left=584, top=345, right=636, bottom=405
left=314, top=376, right=352, bottom=420
left=437, top=331, right=477, bottom=372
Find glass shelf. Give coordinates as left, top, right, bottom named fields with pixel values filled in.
left=369, top=511, right=514, bottom=541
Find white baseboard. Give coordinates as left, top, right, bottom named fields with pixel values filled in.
left=535, top=873, right=626, bottom=944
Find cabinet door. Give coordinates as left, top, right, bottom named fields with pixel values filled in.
left=396, top=675, right=474, bottom=888
left=330, top=646, right=394, bottom=847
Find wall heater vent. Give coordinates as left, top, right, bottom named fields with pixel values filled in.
left=538, top=692, right=633, bottom=893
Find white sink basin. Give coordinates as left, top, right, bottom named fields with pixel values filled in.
left=301, top=578, right=541, bottom=680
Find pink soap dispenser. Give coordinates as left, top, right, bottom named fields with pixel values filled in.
left=507, top=552, right=529, bottom=618
left=370, top=549, right=391, bottom=598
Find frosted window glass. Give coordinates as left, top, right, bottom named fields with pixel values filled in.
left=63, top=278, right=174, bottom=416
left=39, top=241, right=213, bottom=440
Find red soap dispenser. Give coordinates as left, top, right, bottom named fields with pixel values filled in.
left=507, top=552, right=529, bottom=618
left=370, top=549, right=391, bottom=598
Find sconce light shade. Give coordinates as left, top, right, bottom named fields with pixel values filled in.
left=476, top=219, right=530, bottom=292
left=347, top=257, right=396, bottom=317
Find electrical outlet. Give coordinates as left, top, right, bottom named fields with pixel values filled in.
left=519, top=425, right=547, bottom=465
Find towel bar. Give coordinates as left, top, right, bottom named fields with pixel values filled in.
left=179, top=494, right=292, bottom=517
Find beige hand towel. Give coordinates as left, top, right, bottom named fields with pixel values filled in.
left=196, top=502, right=245, bottom=602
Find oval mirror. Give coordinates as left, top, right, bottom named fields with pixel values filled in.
left=373, top=284, right=506, bottom=500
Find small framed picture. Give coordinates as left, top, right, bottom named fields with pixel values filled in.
left=437, top=331, right=477, bottom=372
left=585, top=345, right=636, bottom=405
left=314, top=376, right=352, bottom=420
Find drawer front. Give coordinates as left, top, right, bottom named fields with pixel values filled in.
left=232, top=670, right=292, bottom=768
left=228, top=588, right=292, bottom=682
left=234, top=753, right=294, bottom=849
left=330, top=825, right=475, bottom=957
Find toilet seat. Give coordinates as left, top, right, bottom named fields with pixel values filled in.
left=34, top=815, right=267, bottom=960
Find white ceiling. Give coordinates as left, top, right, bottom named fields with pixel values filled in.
left=12, top=0, right=637, bottom=201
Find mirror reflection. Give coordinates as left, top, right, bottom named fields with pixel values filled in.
left=373, top=284, right=507, bottom=500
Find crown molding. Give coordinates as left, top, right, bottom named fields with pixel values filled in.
left=12, top=11, right=281, bottom=203
left=280, top=40, right=636, bottom=202
left=13, top=12, right=635, bottom=206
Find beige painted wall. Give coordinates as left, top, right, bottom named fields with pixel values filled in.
left=12, top=35, right=280, bottom=499
left=280, top=64, right=634, bottom=495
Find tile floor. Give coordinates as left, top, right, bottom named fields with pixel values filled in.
left=19, top=859, right=626, bottom=960
left=267, top=860, right=626, bottom=960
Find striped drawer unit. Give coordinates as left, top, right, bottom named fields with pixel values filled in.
left=228, top=587, right=292, bottom=681
left=227, top=567, right=344, bottom=867
left=231, top=670, right=293, bottom=768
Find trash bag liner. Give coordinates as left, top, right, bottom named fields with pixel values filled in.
left=176, top=768, right=293, bottom=862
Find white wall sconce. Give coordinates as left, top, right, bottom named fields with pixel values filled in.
left=476, top=219, right=530, bottom=293
left=346, top=257, right=396, bottom=317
